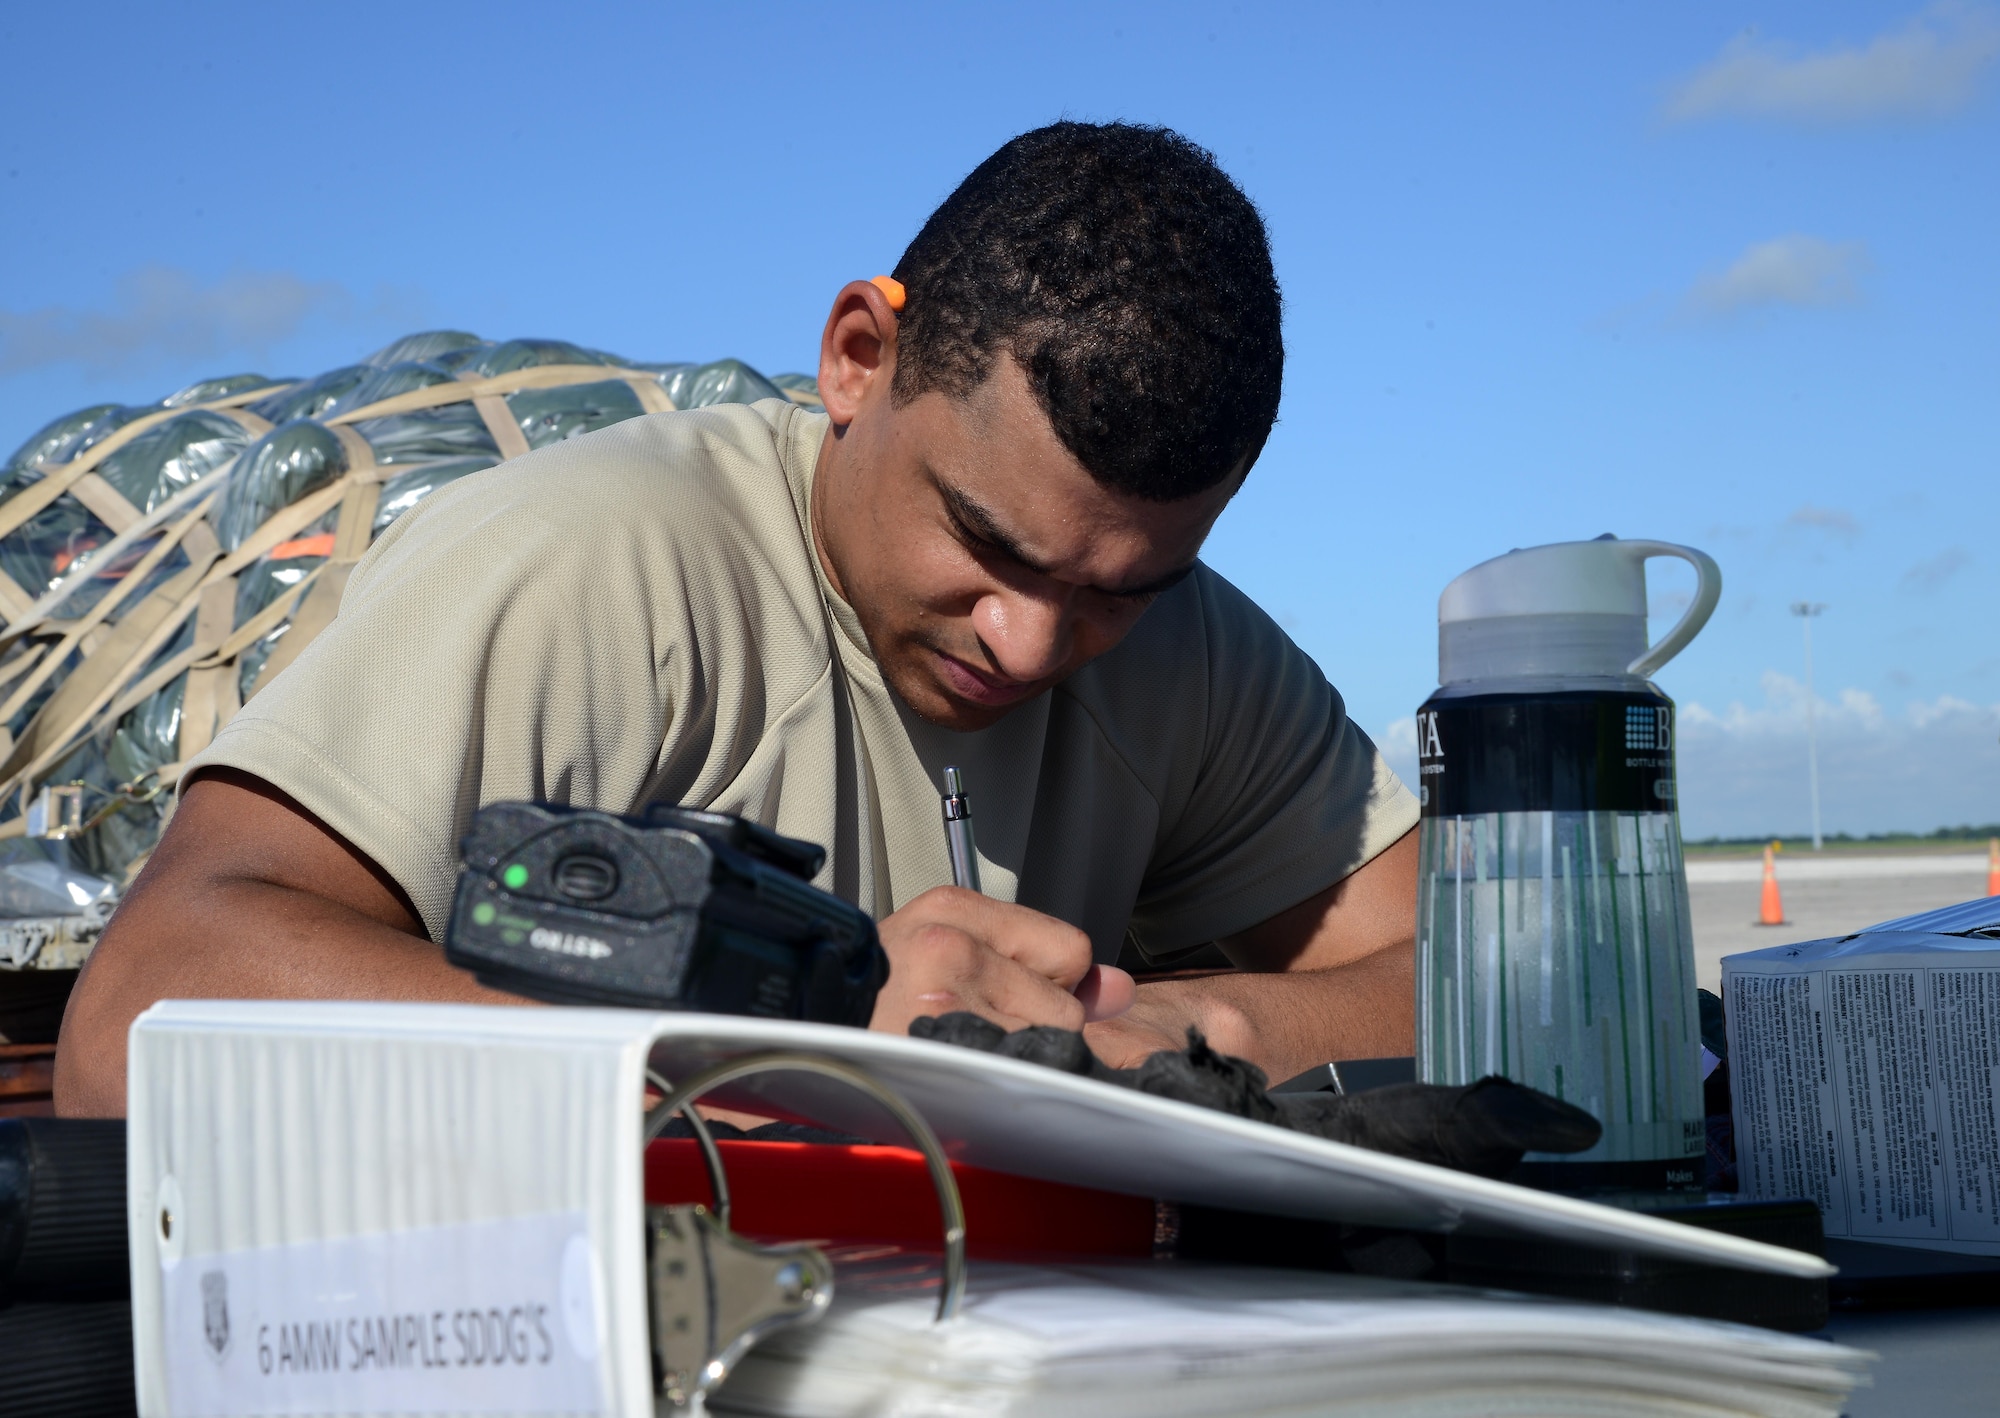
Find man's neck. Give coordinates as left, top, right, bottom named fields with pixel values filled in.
left=807, top=424, right=854, bottom=608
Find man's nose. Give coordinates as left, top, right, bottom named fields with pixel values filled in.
left=974, top=588, right=1074, bottom=683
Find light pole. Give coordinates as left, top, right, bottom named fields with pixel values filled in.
left=1791, top=602, right=1827, bottom=851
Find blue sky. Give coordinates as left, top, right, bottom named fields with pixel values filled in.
left=2, top=1, right=1995, bottom=838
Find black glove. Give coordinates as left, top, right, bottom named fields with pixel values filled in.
left=908, top=1013, right=1600, bottom=1180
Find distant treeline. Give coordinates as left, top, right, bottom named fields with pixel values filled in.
left=1689, top=824, right=2000, bottom=849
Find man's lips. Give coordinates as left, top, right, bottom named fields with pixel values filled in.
left=931, top=650, right=1042, bottom=708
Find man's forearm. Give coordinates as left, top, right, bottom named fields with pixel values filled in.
left=1107, top=830, right=1421, bottom=1082
left=56, top=878, right=518, bottom=1117
left=1090, top=944, right=1414, bottom=1083
left=56, top=770, right=531, bottom=1117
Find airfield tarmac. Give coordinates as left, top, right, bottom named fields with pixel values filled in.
left=1686, top=850, right=1991, bottom=992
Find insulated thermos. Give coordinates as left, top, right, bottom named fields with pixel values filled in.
left=1415, top=536, right=1721, bottom=1193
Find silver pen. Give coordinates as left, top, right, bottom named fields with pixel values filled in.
left=940, top=766, right=982, bottom=893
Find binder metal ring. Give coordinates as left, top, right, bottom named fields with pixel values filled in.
left=643, top=1050, right=968, bottom=1322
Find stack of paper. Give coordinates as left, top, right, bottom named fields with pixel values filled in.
left=712, top=1261, right=1869, bottom=1418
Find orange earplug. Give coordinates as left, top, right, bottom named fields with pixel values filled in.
left=870, top=275, right=907, bottom=312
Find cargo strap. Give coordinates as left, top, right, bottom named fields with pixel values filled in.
left=628, top=376, right=675, bottom=415
left=0, top=393, right=279, bottom=542
left=240, top=475, right=382, bottom=703
left=0, top=360, right=686, bottom=797
left=0, top=569, right=34, bottom=623
left=178, top=430, right=383, bottom=752
left=3, top=452, right=248, bottom=645
left=0, top=428, right=386, bottom=789
left=0, top=544, right=221, bottom=794
left=175, top=574, right=243, bottom=763
left=324, top=363, right=675, bottom=426
left=0, top=499, right=221, bottom=729
left=472, top=396, right=533, bottom=461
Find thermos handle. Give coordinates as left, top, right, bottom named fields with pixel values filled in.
left=1620, top=541, right=1723, bottom=679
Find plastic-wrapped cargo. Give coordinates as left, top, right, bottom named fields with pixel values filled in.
left=244, top=365, right=372, bottom=425
left=507, top=380, right=647, bottom=449
left=0, top=496, right=114, bottom=605
left=0, top=836, right=119, bottom=973
left=655, top=357, right=788, bottom=410
left=0, top=332, right=823, bottom=918
left=97, top=410, right=258, bottom=517
left=160, top=374, right=280, bottom=408
left=209, top=420, right=352, bottom=552
left=458, top=337, right=615, bottom=377
left=1, top=405, right=123, bottom=492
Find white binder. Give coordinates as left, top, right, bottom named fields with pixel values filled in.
left=126, top=1000, right=1831, bottom=1417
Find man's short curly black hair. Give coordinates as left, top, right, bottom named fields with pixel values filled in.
left=890, top=121, right=1283, bottom=503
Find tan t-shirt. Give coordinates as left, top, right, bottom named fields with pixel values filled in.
left=190, top=400, right=1417, bottom=963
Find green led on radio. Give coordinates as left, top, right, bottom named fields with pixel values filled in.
left=502, top=863, right=530, bottom=890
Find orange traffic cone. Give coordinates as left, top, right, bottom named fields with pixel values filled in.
left=1757, top=842, right=1787, bottom=926
left=1987, top=838, right=1999, bottom=898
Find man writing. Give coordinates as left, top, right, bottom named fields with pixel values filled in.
left=56, top=122, right=1418, bottom=1116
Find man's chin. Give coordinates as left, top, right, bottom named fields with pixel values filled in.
left=884, top=655, right=1048, bottom=732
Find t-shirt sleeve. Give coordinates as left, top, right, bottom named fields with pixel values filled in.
left=182, top=442, right=695, bottom=941
left=1123, top=568, right=1419, bottom=959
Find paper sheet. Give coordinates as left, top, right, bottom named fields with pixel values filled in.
left=712, top=1261, right=1869, bottom=1418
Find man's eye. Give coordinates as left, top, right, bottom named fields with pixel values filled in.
left=948, top=519, right=998, bottom=554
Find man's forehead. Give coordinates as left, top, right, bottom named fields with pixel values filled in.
left=929, top=444, right=1224, bottom=592
left=946, top=359, right=1089, bottom=486
left=916, top=355, right=1239, bottom=566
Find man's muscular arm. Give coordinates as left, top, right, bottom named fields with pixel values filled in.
left=54, top=769, right=522, bottom=1117
left=1084, top=827, right=1418, bottom=1082
left=56, top=769, right=1131, bottom=1117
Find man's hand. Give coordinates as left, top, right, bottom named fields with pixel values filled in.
left=55, top=769, right=522, bottom=1118
left=1080, top=988, right=1253, bottom=1071
left=869, top=886, right=1136, bottom=1038
left=1085, top=828, right=1419, bottom=1081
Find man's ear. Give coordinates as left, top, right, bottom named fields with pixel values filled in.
left=817, top=279, right=901, bottom=427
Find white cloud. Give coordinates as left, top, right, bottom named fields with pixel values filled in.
left=0, top=266, right=408, bottom=376
left=1908, top=692, right=1983, bottom=727
left=1786, top=503, right=1862, bottom=539
left=1379, top=715, right=1420, bottom=791
left=1380, top=680, right=2000, bottom=840
left=1678, top=675, right=1998, bottom=836
left=1902, top=546, right=1973, bottom=590
left=1685, top=236, right=1868, bottom=318
left=1663, top=5, right=2000, bottom=125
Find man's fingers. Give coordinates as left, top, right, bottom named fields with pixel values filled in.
left=889, top=919, right=1087, bottom=1033
left=976, top=952, right=1089, bottom=1032
left=1082, top=1015, right=1187, bottom=1070
left=1073, top=964, right=1136, bottom=1022
left=871, top=890, right=1106, bottom=1040
left=900, top=886, right=1094, bottom=989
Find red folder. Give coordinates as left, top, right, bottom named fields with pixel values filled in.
left=645, top=1139, right=1155, bottom=1259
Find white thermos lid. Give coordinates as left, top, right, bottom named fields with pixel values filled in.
left=1437, top=535, right=1721, bottom=686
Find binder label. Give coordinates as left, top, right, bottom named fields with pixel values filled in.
left=159, top=1210, right=606, bottom=1415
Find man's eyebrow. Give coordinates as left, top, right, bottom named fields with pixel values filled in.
left=937, top=479, right=1049, bottom=574
left=1112, top=562, right=1198, bottom=599
left=935, top=477, right=1198, bottom=600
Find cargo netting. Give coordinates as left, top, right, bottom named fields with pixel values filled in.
left=0, top=331, right=821, bottom=898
